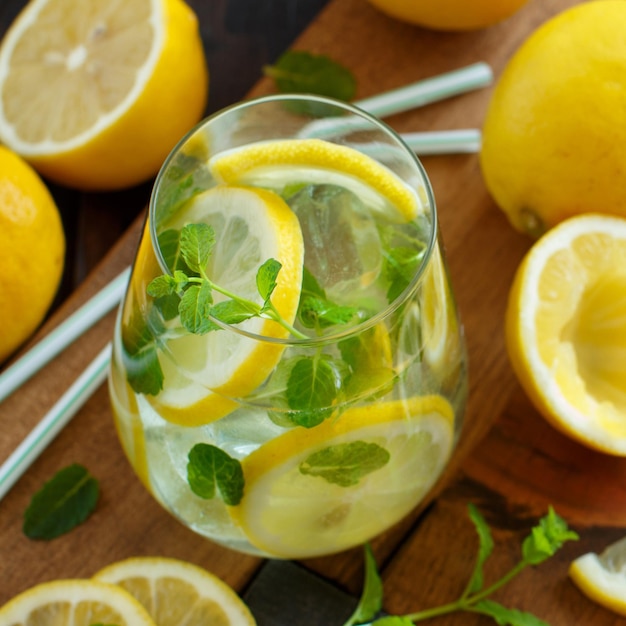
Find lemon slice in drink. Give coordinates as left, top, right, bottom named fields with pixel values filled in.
left=94, top=557, right=256, bottom=626
left=0, top=579, right=156, bottom=626
left=0, top=0, right=207, bottom=190
left=505, top=213, right=626, bottom=455
left=149, top=185, right=303, bottom=426
left=570, top=537, right=626, bottom=616
left=231, top=395, right=454, bottom=559
left=208, top=138, right=420, bottom=222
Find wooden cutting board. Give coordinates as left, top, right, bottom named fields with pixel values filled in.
left=2, top=0, right=625, bottom=623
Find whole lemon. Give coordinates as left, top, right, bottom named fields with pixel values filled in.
left=480, top=0, right=626, bottom=237
left=0, top=0, right=208, bottom=191
left=366, top=0, right=530, bottom=31
left=0, top=146, right=65, bottom=362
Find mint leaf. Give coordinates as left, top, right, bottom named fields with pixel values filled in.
left=372, top=618, right=414, bottom=626
left=158, top=228, right=194, bottom=274
left=345, top=544, right=384, bottom=626
left=522, top=507, right=578, bottom=565
left=122, top=305, right=164, bottom=395
left=285, top=356, right=344, bottom=427
left=211, top=299, right=258, bottom=326
left=263, top=50, right=356, bottom=113
left=187, top=444, right=244, bottom=506
left=473, top=600, right=549, bottom=626
left=23, top=464, right=99, bottom=540
left=384, top=246, right=425, bottom=303
left=464, top=503, right=495, bottom=595
left=179, top=282, right=214, bottom=334
left=180, top=223, right=214, bottom=274
left=153, top=164, right=207, bottom=230
left=147, top=274, right=177, bottom=298
left=300, top=441, right=389, bottom=487
left=257, top=258, right=281, bottom=303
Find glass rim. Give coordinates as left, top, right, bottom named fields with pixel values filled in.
left=148, top=92, right=439, bottom=346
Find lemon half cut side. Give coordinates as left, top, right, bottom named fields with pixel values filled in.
left=208, top=138, right=421, bottom=223
left=0, top=579, right=157, bottom=626
left=231, top=395, right=455, bottom=559
left=0, top=0, right=208, bottom=190
left=94, top=556, right=256, bottom=626
left=506, top=214, right=626, bottom=455
left=148, top=185, right=304, bottom=427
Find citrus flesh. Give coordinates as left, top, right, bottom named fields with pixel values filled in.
left=480, top=0, right=626, bottom=237
left=0, top=579, right=156, bottom=626
left=208, top=138, right=420, bottom=222
left=505, top=214, right=626, bottom=455
left=0, top=0, right=208, bottom=190
left=570, top=537, right=626, bottom=616
left=0, top=145, right=65, bottom=363
left=147, top=185, right=304, bottom=426
left=231, top=395, right=454, bottom=558
left=94, top=557, right=256, bottom=626
left=366, top=0, right=529, bottom=30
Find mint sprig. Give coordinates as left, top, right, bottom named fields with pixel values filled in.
left=345, top=505, right=578, bottom=626
left=187, top=444, right=244, bottom=506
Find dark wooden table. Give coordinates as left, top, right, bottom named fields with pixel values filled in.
left=2, top=1, right=626, bottom=624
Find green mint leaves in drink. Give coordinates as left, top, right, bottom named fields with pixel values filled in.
left=23, top=464, right=99, bottom=540
left=343, top=505, right=578, bottom=626
left=187, top=444, right=244, bottom=506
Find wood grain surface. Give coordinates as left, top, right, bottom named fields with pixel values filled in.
left=1, top=0, right=624, bottom=624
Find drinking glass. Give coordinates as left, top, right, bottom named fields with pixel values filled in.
left=109, top=94, right=468, bottom=559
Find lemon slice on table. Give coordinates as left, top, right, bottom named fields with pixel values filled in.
left=505, top=214, right=626, bottom=455
left=149, top=185, right=304, bottom=427
left=0, top=579, right=156, bottom=626
left=208, top=138, right=421, bottom=222
left=570, top=536, right=626, bottom=616
left=94, top=557, right=256, bottom=626
left=231, top=395, right=455, bottom=559
left=0, top=0, right=207, bottom=190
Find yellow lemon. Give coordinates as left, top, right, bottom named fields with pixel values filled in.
left=142, top=185, right=304, bottom=427
left=366, top=0, right=530, bottom=31
left=570, top=537, right=626, bottom=617
left=0, top=0, right=208, bottom=191
left=0, top=146, right=65, bottom=363
left=208, top=138, right=421, bottom=222
left=0, top=579, right=156, bottom=626
left=481, top=1, right=626, bottom=237
left=230, top=395, right=455, bottom=558
left=505, top=214, right=626, bottom=455
left=94, top=557, right=256, bottom=626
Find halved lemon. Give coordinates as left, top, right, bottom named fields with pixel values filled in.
left=230, top=395, right=454, bottom=558
left=0, top=579, right=156, bottom=626
left=506, top=214, right=626, bottom=455
left=208, top=138, right=421, bottom=222
left=149, top=185, right=304, bottom=426
left=94, top=557, right=256, bottom=626
left=570, top=537, right=626, bottom=616
left=0, top=0, right=208, bottom=190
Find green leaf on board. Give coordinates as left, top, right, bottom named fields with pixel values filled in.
left=299, top=441, right=389, bottom=487
left=23, top=464, right=99, bottom=540
left=187, top=444, right=244, bottom=506
left=464, top=502, right=495, bottom=596
left=344, top=544, right=384, bottom=626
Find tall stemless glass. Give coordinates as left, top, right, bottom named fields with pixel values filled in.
left=109, top=94, right=468, bottom=559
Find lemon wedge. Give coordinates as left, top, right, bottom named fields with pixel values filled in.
left=208, top=138, right=420, bottom=222
left=570, top=537, right=626, bottom=616
left=230, top=395, right=454, bottom=558
left=0, top=579, right=156, bottom=626
left=94, top=557, right=256, bottom=626
left=0, top=0, right=207, bottom=190
left=149, top=185, right=304, bottom=426
left=506, top=213, right=626, bottom=455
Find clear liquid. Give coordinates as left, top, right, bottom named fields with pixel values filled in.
left=110, top=154, right=468, bottom=559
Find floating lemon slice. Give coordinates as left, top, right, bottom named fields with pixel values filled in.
left=570, top=537, right=626, bottom=616
left=149, top=185, right=304, bottom=427
left=231, top=395, right=454, bottom=559
left=0, top=0, right=207, bottom=190
left=94, top=557, right=256, bottom=626
left=208, top=138, right=420, bottom=222
left=0, top=579, right=156, bottom=626
left=505, top=213, right=626, bottom=455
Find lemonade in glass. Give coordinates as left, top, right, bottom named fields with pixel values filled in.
left=109, top=94, right=468, bottom=559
